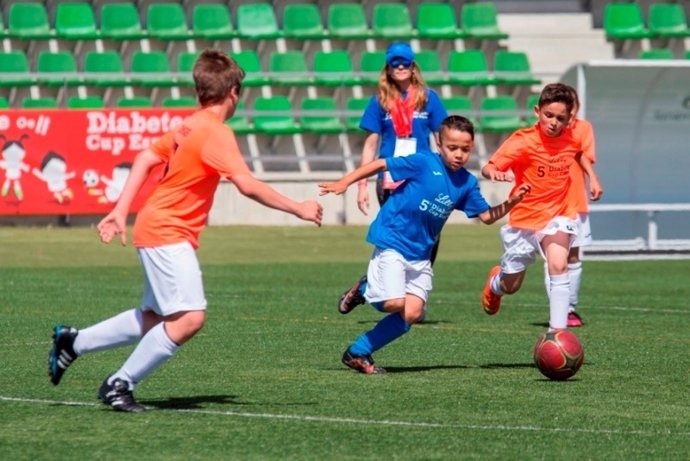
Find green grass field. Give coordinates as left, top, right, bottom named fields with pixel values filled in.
left=1, top=225, right=689, bottom=460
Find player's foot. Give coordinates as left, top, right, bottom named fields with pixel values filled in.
left=567, top=311, right=584, bottom=328
left=481, top=266, right=502, bottom=315
left=98, top=376, right=145, bottom=413
left=342, top=348, right=386, bottom=375
left=48, top=325, right=79, bottom=386
left=338, top=275, right=367, bottom=314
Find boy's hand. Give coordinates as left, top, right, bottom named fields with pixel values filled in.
left=513, top=183, right=531, bottom=200
left=97, top=210, right=127, bottom=245
left=297, top=200, right=323, bottom=226
left=482, top=164, right=514, bottom=183
left=590, top=177, right=603, bottom=201
left=318, top=181, right=347, bottom=196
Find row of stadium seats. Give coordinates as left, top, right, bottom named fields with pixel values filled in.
left=0, top=2, right=507, bottom=42
left=604, top=2, right=690, bottom=41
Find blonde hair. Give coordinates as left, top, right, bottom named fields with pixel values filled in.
left=376, top=62, right=428, bottom=111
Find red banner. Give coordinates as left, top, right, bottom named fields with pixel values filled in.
left=0, top=108, right=194, bottom=215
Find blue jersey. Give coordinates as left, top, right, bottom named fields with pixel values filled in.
left=359, top=88, right=447, bottom=159
left=366, top=153, right=491, bottom=261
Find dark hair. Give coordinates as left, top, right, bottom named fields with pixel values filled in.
left=563, top=84, right=580, bottom=111
left=538, top=83, right=574, bottom=114
left=193, top=49, right=245, bottom=107
left=439, top=115, right=475, bottom=140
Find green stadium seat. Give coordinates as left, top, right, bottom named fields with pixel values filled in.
left=648, top=3, right=690, bottom=39
left=416, top=3, right=464, bottom=39
left=359, top=51, right=386, bottom=86
left=524, top=93, right=540, bottom=126
left=116, top=97, right=153, bottom=108
left=638, top=48, right=675, bottom=60
left=283, top=3, right=327, bottom=40
left=100, top=3, right=146, bottom=40
left=447, top=50, right=493, bottom=86
left=8, top=2, right=53, bottom=39
left=177, top=51, right=200, bottom=86
left=253, top=96, right=301, bottom=135
left=161, top=97, right=197, bottom=108
left=414, top=50, right=446, bottom=85
left=493, top=50, right=541, bottom=86
left=478, top=95, right=524, bottom=133
left=300, top=97, right=343, bottom=134
left=37, top=51, right=80, bottom=86
left=67, top=96, right=105, bottom=109
left=685, top=50, right=690, bottom=60
left=55, top=2, right=99, bottom=40
left=603, top=3, right=650, bottom=40
left=0, top=12, right=5, bottom=38
left=312, top=50, right=358, bottom=87
left=236, top=3, right=281, bottom=39
left=0, top=51, right=34, bottom=87
left=147, top=3, right=190, bottom=41
left=327, top=3, right=370, bottom=39
left=441, top=96, right=475, bottom=123
left=192, top=4, right=235, bottom=40
left=0, top=97, right=9, bottom=109
left=130, top=51, right=176, bottom=86
left=269, top=51, right=312, bottom=86
left=230, top=50, right=269, bottom=87
left=460, top=2, right=509, bottom=40
left=372, top=3, right=415, bottom=39
left=22, top=97, right=59, bottom=109
left=226, top=100, right=254, bottom=134
left=83, top=51, right=128, bottom=87
left=345, top=97, right=370, bottom=132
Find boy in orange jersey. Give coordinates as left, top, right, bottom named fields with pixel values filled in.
left=543, top=85, right=596, bottom=327
left=48, top=50, right=323, bottom=412
left=480, top=83, right=602, bottom=331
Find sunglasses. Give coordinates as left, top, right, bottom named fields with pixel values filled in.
left=389, top=58, right=413, bottom=69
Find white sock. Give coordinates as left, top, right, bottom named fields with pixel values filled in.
left=543, top=262, right=550, bottom=300
left=548, top=274, right=569, bottom=330
left=73, top=309, right=144, bottom=355
left=568, top=262, right=583, bottom=310
left=111, top=322, right=178, bottom=388
left=490, top=270, right=504, bottom=295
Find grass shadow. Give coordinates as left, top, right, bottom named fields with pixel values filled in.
left=140, top=394, right=244, bottom=409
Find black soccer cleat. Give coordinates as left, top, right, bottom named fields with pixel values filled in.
left=98, top=376, right=146, bottom=413
left=48, top=325, right=79, bottom=386
left=338, top=275, right=367, bottom=314
left=342, top=348, right=385, bottom=375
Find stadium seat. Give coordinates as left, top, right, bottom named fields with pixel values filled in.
left=269, top=51, right=312, bottom=86
left=492, top=50, right=541, bottom=86
left=372, top=3, right=415, bottom=39
left=603, top=3, right=650, bottom=40
left=283, top=3, right=327, bottom=40
left=327, top=3, right=370, bottom=39
left=0, top=51, right=34, bottom=87
left=130, top=51, right=176, bottom=87
left=414, top=50, right=446, bottom=85
left=161, top=97, right=197, bottom=107
left=0, top=97, right=9, bottom=109
left=226, top=99, right=254, bottom=134
left=648, top=3, right=690, bottom=39
left=8, top=2, right=53, bottom=39
left=524, top=93, right=540, bottom=126
left=147, top=3, right=190, bottom=41
left=230, top=50, right=269, bottom=87
left=192, top=4, right=235, bottom=40
left=478, top=95, right=524, bottom=133
left=441, top=96, right=475, bottom=123
left=116, top=97, right=153, bottom=108
left=83, top=51, right=128, bottom=87
left=685, top=50, right=690, bottom=60
left=253, top=96, right=301, bottom=135
left=300, top=97, right=343, bottom=134
left=55, top=2, right=98, bottom=40
left=460, top=2, right=509, bottom=40
left=236, top=3, right=281, bottom=39
left=37, top=51, right=80, bottom=86
left=416, top=3, right=464, bottom=39
left=345, top=97, right=370, bottom=132
left=22, top=97, right=59, bottom=109
left=100, top=3, right=146, bottom=40
left=359, top=51, right=386, bottom=86
left=177, top=51, right=200, bottom=86
left=447, top=50, right=493, bottom=86
left=312, top=50, right=358, bottom=87
left=0, top=13, right=5, bottom=39
left=638, top=48, right=675, bottom=60
left=67, top=96, right=105, bottom=109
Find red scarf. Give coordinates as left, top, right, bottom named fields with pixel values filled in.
left=388, top=87, right=416, bottom=137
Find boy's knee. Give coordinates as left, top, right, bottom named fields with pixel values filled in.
left=181, top=310, right=206, bottom=335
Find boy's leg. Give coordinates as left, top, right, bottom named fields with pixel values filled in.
left=542, top=232, right=572, bottom=330
left=343, top=310, right=410, bottom=374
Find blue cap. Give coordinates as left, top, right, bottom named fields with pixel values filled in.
left=385, top=42, right=414, bottom=66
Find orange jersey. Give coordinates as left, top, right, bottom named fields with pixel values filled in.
left=133, top=109, right=250, bottom=249
left=488, top=125, right=582, bottom=231
left=569, top=118, right=596, bottom=213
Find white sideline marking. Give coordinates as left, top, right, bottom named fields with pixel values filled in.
left=1, top=395, right=689, bottom=437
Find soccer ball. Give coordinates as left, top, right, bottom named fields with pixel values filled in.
left=533, top=330, right=584, bottom=380
left=82, top=169, right=100, bottom=188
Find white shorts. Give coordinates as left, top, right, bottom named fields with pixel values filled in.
left=137, top=241, right=207, bottom=316
left=364, top=248, right=433, bottom=303
left=499, top=216, right=578, bottom=274
left=571, top=212, right=593, bottom=247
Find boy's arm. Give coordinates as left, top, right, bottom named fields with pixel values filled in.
left=481, top=161, right=514, bottom=182
left=231, top=173, right=323, bottom=226
left=476, top=184, right=531, bottom=225
left=97, top=149, right=164, bottom=245
left=356, top=133, right=380, bottom=216
left=319, top=159, right=387, bottom=196
left=576, top=154, right=603, bottom=201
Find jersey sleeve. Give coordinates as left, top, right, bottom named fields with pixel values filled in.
left=201, top=125, right=251, bottom=178
left=456, top=173, right=491, bottom=217
left=426, top=89, right=448, bottom=132
left=359, top=96, right=384, bottom=134
left=149, top=131, right=176, bottom=162
left=577, top=119, right=596, bottom=164
left=386, top=153, right=424, bottom=182
left=487, top=131, right=527, bottom=171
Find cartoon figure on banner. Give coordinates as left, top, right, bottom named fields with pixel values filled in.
left=32, top=151, right=76, bottom=204
left=82, top=169, right=108, bottom=204
left=101, top=162, right=132, bottom=203
left=0, top=134, right=31, bottom=202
